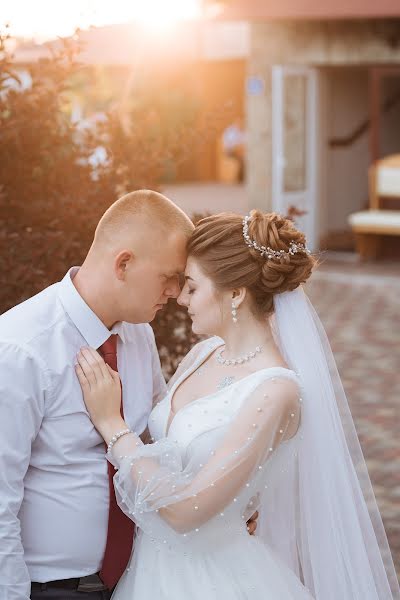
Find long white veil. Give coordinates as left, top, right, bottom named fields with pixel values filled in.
left=258, top=287, right=399, bottom=599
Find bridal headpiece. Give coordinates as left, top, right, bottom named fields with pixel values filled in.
left=242, top=213, right=311, bottom=260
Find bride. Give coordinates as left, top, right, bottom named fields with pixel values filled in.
left=76, top=210, right=399, bottom=599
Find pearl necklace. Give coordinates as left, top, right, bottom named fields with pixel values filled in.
left=216, top=345, right=262, bottom=367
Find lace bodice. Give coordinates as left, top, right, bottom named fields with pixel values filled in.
left=109, top=337, right=302, bottom=552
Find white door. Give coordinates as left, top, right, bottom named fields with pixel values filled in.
left=272, top=66, right=319, bottom=250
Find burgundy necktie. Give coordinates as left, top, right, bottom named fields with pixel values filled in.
left=97, top=334, right=135, bottom=589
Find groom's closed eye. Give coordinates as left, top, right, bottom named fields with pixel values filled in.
left=168, top=273, right=182, bottom=286
left=161, top=273, right=178, bottom=282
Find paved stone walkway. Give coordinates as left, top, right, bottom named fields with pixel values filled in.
left=307, top=261, right=400, bottom=578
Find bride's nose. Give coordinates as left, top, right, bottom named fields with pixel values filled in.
left=177, top=288, right=189, bottom=307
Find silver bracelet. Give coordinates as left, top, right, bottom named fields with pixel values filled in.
left=107, top=429, right=132, bottom=453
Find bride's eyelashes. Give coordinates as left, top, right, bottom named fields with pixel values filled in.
left=181, top=280, right=195, bottom=295
left=178, top=273, right=186, bottom=289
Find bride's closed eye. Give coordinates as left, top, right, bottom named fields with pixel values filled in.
left=181, top=280, right=195, bottom=295
left=178, top=273, right=186, bottom=288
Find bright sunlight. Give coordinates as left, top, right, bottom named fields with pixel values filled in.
left=2, top=0, right=203, bottom=40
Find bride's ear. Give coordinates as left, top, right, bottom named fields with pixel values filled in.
left=232, top=287, right=247, bottom=309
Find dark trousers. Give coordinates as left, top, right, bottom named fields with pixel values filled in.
left=31, top=585, right=113, bottom=600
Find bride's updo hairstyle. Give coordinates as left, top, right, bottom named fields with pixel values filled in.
left=187, top=210, right=316, bottom=318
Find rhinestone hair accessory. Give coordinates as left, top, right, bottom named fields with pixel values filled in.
left=242, top=214, right=311, bottom=260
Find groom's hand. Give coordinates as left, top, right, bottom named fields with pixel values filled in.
left=246, top=511, right=259, bottom=536
left=140, top=427, right=152, bottom=445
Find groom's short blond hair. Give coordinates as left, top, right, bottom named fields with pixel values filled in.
left=94, top=189, right=194, bottom=247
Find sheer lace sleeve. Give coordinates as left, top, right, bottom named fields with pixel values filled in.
left=109, top=374, right=301, bottom=536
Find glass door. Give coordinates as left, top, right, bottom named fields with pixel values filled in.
left=272, top=66, right=319, bottom=249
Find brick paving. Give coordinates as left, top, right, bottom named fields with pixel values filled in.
left=307, top=260, right=400, bottom=578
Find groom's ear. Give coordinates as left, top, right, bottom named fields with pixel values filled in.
left=115, top=250, right=134, bottom=280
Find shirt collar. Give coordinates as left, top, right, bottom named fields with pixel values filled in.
left=110, top=320, right=127, bottom=343
left=58, top=267, right=126, bottom=348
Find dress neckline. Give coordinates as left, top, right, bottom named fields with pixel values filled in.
left=165, top=339, right=297, bottom=437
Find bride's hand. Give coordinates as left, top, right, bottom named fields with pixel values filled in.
left=75, top=346, right=126, bottom=441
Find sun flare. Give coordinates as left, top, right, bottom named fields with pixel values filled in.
left=2, top=0, right=203, bottom=40
left=124, top=0, right=202, bottom=29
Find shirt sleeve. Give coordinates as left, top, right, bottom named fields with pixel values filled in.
left=109, top=375, right=301, bottom=536
left=0, top=343, right=48, bottom=600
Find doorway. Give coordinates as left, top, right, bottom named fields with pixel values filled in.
left=271, top=64, right=400, bottom=251
left=271, top=66, right=319, bottom=250
left=320, top=66, right=400, bottom=250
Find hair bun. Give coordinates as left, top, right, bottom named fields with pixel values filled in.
left=188, top=210, right=316, bottom=318
left=247, top=210, right=314, bottom=296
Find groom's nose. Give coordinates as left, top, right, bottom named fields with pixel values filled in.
left=164, top=275, right=181, bottom=299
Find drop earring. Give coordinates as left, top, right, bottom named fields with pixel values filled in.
left=232, top=301, right=238, bottom=324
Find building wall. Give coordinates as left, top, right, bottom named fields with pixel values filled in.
left=175, top=59, right=246, bottom=182
left=248, top=19, right=400, bottom=212
left=325, top=68, right=370, bottom=233
left=381, top=75, right=400, bottom=158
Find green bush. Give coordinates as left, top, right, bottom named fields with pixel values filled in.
left=0, top=33, right=208, bottom=378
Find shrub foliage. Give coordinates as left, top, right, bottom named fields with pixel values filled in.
left=0, top=33, right=208, bottom=377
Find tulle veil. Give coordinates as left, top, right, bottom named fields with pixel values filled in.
left=258, top=287, right=400, bottom=599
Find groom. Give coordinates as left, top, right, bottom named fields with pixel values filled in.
left=0, top=190, right=258, bottom=600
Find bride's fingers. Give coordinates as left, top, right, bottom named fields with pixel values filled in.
left=75, top=363, right=91, bottom=391
left=106, top=364, right=121, bottom=386
left=77, top=349, right=98, bottom=386
left=85, top=347, right=112, bottom=381
left=79, top=347, right=107, bottom=383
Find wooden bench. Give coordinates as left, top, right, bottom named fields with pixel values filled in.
left=348, top=154, right=400, bottom=259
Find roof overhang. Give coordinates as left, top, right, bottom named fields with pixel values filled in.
left=214, top=0, right=400, bottom=21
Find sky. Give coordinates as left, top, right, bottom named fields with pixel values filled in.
left=2, top=0, right=207, bottom=41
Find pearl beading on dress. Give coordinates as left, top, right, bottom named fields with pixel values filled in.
left=114, top=353, right=306, bottom=590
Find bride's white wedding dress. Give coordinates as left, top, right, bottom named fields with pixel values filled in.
left=110, top=336, right=313, bottom=599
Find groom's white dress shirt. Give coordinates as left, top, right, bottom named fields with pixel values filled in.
left=0, top=267, right=167, bottom=600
